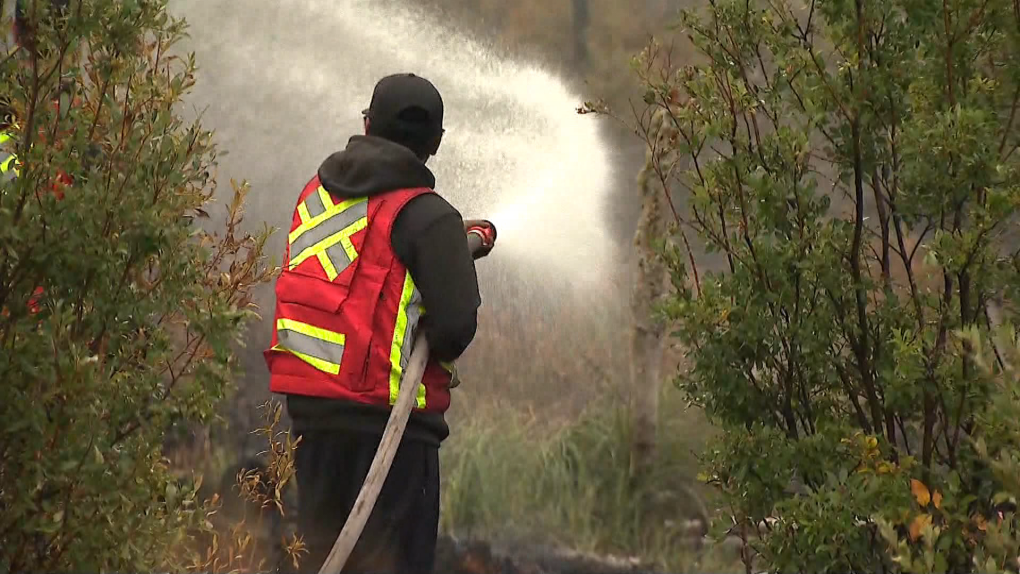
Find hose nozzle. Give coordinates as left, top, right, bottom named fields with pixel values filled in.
left=465, top=220, right=497, bottom=258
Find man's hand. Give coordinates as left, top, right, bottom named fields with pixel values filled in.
left=464, top=219, right=497, bottom=259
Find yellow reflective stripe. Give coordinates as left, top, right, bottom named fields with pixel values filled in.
left=317, top=251, right=338, bottom=279
left=0, top=131, right=17, bottom=176
left=0, top=154, right=16, bottom=174
left=317, top=186, right=334, bottom=210
left=288, top=195, right=367, bottom=245
left=388, top=273, right=415, bottom=404
left=414, top=371, right=426, bottom=405
left=297, top=202, right=312, bottom=224
left=416, top=370, right=427, bottom=407
left=287, top=193, right=368, bottom=280
left=289, top=216, right=367, bottom=273
left=389, top=272, right=426, bottom=408
left=274, top=318, right=346, bottom=375
left=340, top=221, right=363, bottom=261
left=320, top=230, right=362, bottom=281
left=296, top=186, right=330, bottom=223
left=272, top=344, right=341, bottom=375
left=277, top=318, right=345, bottom=344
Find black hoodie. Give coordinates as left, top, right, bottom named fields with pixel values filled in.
left=286, top=135, right=481, bottom=445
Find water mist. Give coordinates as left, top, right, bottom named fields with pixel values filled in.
left=171, top=0, right=628, bottom=421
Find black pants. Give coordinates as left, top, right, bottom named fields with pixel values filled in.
left=290, top=429, right=440, bottom=574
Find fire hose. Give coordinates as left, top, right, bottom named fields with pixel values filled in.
left=318, top=222, right=495, bottom=574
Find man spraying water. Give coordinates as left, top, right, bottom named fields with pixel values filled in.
left=264, top=73, right=496, bottom=574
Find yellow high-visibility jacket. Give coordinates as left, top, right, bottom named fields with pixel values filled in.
left=0, top=130, right=19, bottom=180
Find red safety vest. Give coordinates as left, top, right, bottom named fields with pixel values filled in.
left=264, top=175, right=454, bottom=414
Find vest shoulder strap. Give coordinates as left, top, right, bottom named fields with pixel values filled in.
left=369, top=186, right=435, bottom=236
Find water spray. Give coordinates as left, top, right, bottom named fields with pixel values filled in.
left=172, top=0, right=619, bottom=289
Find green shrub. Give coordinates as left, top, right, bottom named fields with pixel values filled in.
left=585, top=0, right=1020, bottom=571
left=879, top=328, right=1020, bottom=574
left=0, top=1, right=274, bottom=570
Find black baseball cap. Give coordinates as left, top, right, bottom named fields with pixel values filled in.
left=362, top=73, right=444, bottom=155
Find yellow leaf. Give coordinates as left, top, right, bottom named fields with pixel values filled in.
left=911, top=478, right=931, bottom=507
left=933, top=490, right=943, bottom=509
left=909, top=514, right=932, bottom=541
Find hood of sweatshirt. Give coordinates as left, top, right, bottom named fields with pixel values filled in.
left=317, top=135, right=435, bottom=200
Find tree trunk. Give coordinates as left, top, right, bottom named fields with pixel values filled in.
left=629, top=110, right=672, bottom=481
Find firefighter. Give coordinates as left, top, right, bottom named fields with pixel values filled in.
left=264, top=73, right=495, bottom=573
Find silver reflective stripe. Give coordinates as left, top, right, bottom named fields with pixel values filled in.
left=324, top=241, right=353, bottom=272
left=402, top=287, right=427, bottom=408
left=398, top=288, right=424, bottom=373
left=304, top=187, right=329, bottom=218
left=291, top=200, right=368, bottom=257
left=0, top=150, right=16, bottom=181
left=277, top=326, right=345, bottom=370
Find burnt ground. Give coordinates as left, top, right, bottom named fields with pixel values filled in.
left=434, top=534, right=660, bottom=574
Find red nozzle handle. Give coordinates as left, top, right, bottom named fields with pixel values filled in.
left=465, top=220, right=496, bottom=256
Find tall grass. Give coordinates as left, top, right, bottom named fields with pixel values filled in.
left=439, top=386, right=727, bottom=571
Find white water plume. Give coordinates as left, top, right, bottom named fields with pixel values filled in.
left=169, top=0, right=632, bottom=425
left=171, top=0, right=618, bottom=288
